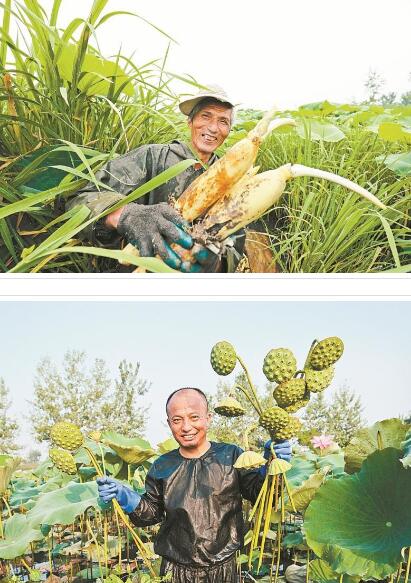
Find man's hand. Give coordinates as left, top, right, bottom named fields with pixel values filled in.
left=180, top=243, right=221, bottom=273
left=259, top=439, right=292, bottom=477
left=116, top=202, right=193, bottom=269
left=96, top=476, right=141, bottom=513
left=264, top=439, right=292, bottom=462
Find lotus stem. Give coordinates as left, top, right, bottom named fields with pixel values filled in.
left=274, top=522, right=281, bottom=583
left=236, top=355, right=264, bottom=416
left=404, top=547, right=411, bottom=583
left=1, top=496, right=12, bottom=518
left=235, top=383, right=261, bottom=416
left=377, top=430, right=384, bottom=450
left=243, top=423, right=259, bottom=451
left=339, top=575, right=343, bottom=583
left=289, top=164, right=386, bottom=210
left=306, top=549, right=310, bottom=583
left=257, top=475, right=276, bottom=572
left=283, top=472, right=296, bottom=513
left=303, top=339, right=318, bottom=369
left=83, top=445, right=156, bottom=577
left=86, top=514, right=104, bottom=579
left=114, top=503, right=122, bottom=566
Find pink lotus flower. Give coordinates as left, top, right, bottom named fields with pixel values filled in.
left=311, top=434, right=335, bottom=450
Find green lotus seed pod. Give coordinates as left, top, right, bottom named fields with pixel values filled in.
left=305, top=365, right=334, bottom=392
left=49, top=448, right=77, bottom=475
left=309, top=337, right=344, bottom=370
left=214, top=397, right=245, bottom=417
left=210, top=341, right=237, bottom=376
left=50, top=421, right=84, bottom=451
left=263, top=348, right=297, bottom=384
left=273, top=378, right=306, bottom=408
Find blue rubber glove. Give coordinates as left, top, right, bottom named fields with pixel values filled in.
left=259, top=439, right=292, bottom=477
left=180, top=243, right=221, bottom=273
left=96, top=476, right=141, bottom=513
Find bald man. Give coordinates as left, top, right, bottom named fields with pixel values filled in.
left=97, top=387, right=292, bottom=582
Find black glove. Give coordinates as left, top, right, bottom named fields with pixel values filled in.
left=117, top=202, right=193, bottom=269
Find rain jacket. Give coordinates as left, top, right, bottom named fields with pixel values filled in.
left=129, top=441, right=264, bottom=569
left=65, top=141, right=245, bottom=269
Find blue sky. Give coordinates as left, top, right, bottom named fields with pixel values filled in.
left=1, top=301, right=409, bottom=453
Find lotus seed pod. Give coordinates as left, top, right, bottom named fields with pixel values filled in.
left=210, top=341, right=237, bottom=376
left=234, top=451, right=266, bottom=469
left=214, top=396, right=245, bottom=417
left=259, top=406, right=291, bottom=433
left=309, top=337, right=344, bottom=370
left=283, top=390, right=310, bottom=413
left=275, top=416, right=302, bottom=440
left=263, top=348, right=297, bottom=383
left=49, top=448, right=77, bottom=475
left=273, top=378, right=306, bottom=408
left=305, top=365, right=334, bottom=393
left=50, top=421, right=84, bottom=451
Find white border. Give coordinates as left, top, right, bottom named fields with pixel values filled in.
left=1, top=274, right=410, bottom=300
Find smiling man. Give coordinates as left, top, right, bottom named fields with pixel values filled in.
left=66, top=86, right=244, bottom=273
left=97, top=387, right=292, bottom=582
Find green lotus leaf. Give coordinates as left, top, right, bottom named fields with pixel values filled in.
left=344, top=418, right=410, bottom=473
left=74, top=438, right=117, bottom=464
left=26, top=481, right=100, bottom=529
left=376, top=152, right=411, bottom=177
left=400, top=428, right=411, bottom=468
left=304, top=448, right=411, bottom=578
left=296, top=120, right=346, bottom=142
left=10, top=477, right=61, bottom=508
left=0, top=514, right=44, bottom=559
left=316, top=453, right=345, bottom=476
left=157, top=437, right=179, bottom=455
left=282, top=530, right=307, bottom=550
left=0, top=455, right=20, bottom=496
left=101, top=431, right=155, bottom=464
left=287, top=469, right=328, bottom=512
left=286, top=455, right=317, bottom=488
left=310, top=559, right=361, bottom=583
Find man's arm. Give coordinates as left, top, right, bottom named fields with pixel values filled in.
left=97, top=470, right=165, bottom=527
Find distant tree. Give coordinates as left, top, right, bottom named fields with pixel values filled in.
left=29, top=350, right=150, bottom=443
left=364, top=69, right=385, bottom=103
left=301, top=385, right=365, bottom=447
left=400, top=91, right=411, bottom=105
left=0, top=378, right=20, bottom=454
left=207, top=373, right=274, bottom=448
left=326, top=386, right=365, bottom=447
left=26, top=449, right=42, bottom=463
left=380, top=92, right=397, bottom=106
left=302, top=392, right=328, bottom=435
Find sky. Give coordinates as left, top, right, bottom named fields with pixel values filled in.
left=13, top=0, right=411, bottom=109
left=1, top=300, right=409, bottom=455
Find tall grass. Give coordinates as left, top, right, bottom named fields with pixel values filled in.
left=255, top=122, right=410, bottom=272
left=0, top=0, right=197, bottom=272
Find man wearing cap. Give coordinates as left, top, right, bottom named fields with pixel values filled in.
left=66, top=85, right=243, bottom=272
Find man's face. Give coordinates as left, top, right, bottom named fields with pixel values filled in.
left=188, top=103, right=232, bottom=160
left=167, top=390, right=211, bottom=452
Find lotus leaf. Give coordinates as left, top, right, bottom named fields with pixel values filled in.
left=26, top=481, right=100, bottom=529
left=61, top=535, right=120, bottom=561
left=378, top=152, right=411, bottom=177
left=296, top=120, right=346, bottom=142
left=287, top=469, right=328, bottom=512
left=304, top=448, right=411, bottom=578
left=101, top=431, right=155, bottom=464
left=157, top=437, right=179, bottom=455
left=286, top=455, right=317, bottom=488
left=400, top=428, right=411, bottom=468
left=0, top=455, right=20, bottom=495
left=310, top=559, right=361, bottom=583
left=282, top=530, right=307, bottom=550
left=316, top=453, right=345, bottom=476
left=10, top=477, right=60, bottom=508
left=344, top=418, right=410, bottom=473
left=0, top=514, right=44, bottom=559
